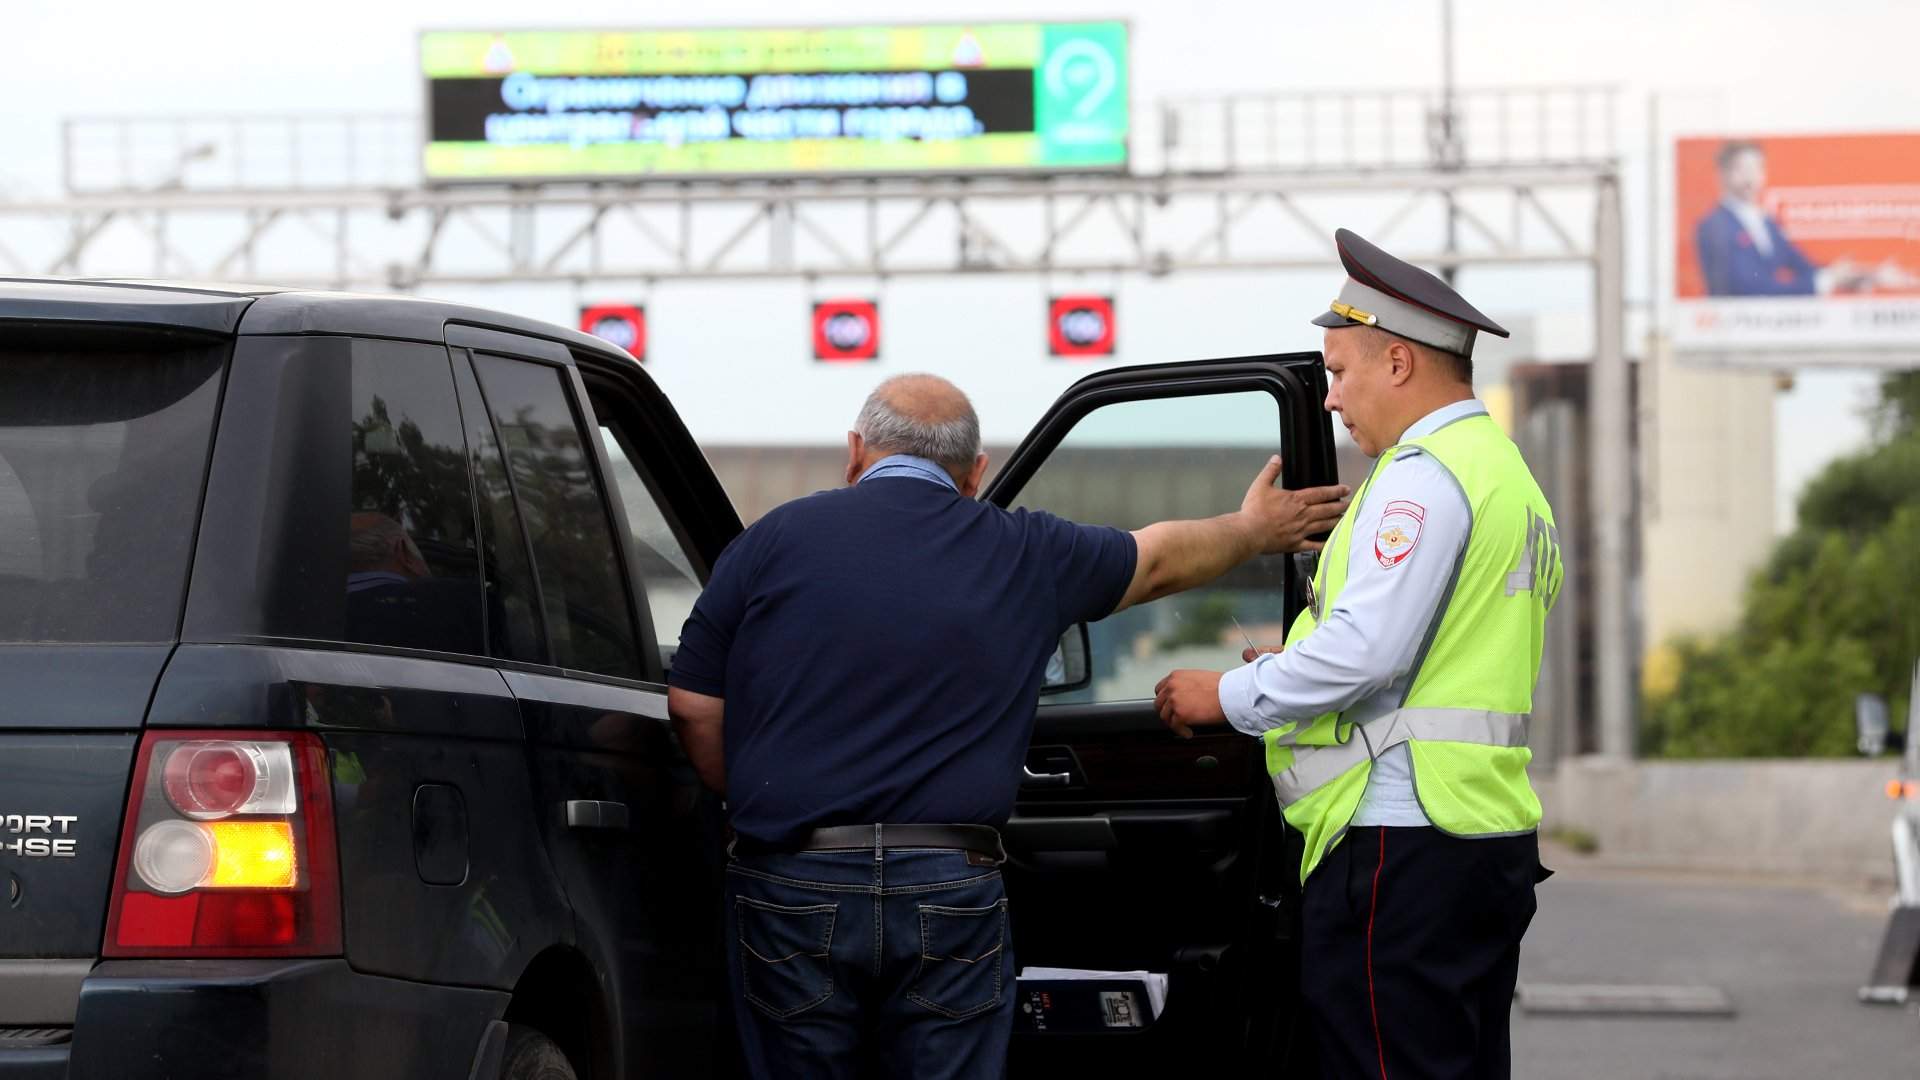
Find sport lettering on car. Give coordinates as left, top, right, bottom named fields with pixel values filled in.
left=0, top=813, right=80, bottom=857
left=1374, top=500, right=1426, bottom=568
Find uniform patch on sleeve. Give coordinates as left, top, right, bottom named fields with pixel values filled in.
left=1374, top=500, right=1426, bottom=568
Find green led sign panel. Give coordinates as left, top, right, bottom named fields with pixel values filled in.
left=421, top=22, right=1129, bottom=182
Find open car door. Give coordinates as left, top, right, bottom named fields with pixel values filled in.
left=982, top=354, right=1339, bottom=1078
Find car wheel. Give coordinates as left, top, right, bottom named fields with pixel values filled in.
left=500, top=1025, right=578, bottom=1080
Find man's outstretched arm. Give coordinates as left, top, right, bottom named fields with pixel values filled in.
left=1115, top=456, right=1348, bottom=614
left=1154, top=452, right=1469, bottom=738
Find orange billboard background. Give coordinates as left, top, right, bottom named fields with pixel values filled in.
left=1675, top=133, right=1920, bottom=299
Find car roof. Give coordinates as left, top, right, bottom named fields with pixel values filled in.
left=0, top=277, right=632, bottom=364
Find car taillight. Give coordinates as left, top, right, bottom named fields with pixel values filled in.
left=103, top=730, right=340, bottom=957
left=162, top=741, right=297, bottom=819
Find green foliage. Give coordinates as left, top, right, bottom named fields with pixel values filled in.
left=1545, top=824, right=1600, bottom=855
left=1644, top=374, right=1920, bottom=758
left=1160, top=592, right=1240, bottom=651
left=1874, top=370, right=1920, bottom=437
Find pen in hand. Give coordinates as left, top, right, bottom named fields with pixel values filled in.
left=1229, top=614, right=1257, bottom=656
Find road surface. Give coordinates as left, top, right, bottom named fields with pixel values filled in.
left=1514, top=854, right=1916, bottom=1078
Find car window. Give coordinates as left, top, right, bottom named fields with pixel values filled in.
left=1010, top=391, right=1288, bottom=704
left=470, top=353, right=643, bottom=681
left=0, top=336, right=224, bottom=643
left=341, top=340, right=485, bottom=655
left=452, top=352, right=546, bottom=667
left=598, top=423, right=703, bottom=666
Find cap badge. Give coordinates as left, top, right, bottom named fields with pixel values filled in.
left=1329, top=300, right=1378, bottom=326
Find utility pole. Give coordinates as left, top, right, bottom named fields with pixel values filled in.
left=1592, top=174, right=1634, bottom=759
left=1438, top=0, right=1461, bottom=285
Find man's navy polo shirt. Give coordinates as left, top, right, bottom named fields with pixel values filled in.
left=669, top=465, right=1137, bottom=845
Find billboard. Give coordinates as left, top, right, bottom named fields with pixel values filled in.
left=1049, top=295, right=1116, bottom=357
left=813, top=299, right=880, bottom=362
left=421, top=23, right=1129, bottom=183
left=1673, top=133, right=1920, bottom=353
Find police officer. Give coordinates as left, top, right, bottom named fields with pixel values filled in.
left=1154, top=229, right=1562, bottom=1079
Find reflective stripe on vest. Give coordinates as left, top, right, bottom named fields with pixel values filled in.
left=1269, top=708, right=1528, bottom=803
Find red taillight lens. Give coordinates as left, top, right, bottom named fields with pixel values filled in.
left=164, top=743, right=254, bottom=817
left=104, top=730, right=340, bottom=957
left=159, top=740, right=298, bottom=820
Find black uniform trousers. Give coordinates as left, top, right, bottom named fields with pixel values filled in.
left=1300, top=826, right=1547, bottom=1080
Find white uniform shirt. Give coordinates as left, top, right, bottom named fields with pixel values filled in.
left=1217, top=399, right=1484, bottom=827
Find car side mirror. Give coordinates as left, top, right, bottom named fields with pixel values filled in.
left=1040, top=623, right=1092, bottom=695
left=1857, top=693, right=1896, bottom=757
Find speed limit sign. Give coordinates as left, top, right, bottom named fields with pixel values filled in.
left=813, top=299, right=881, bottom=362
left=1049, top=295, right=1116, bottom=357
left=579, top=304, right=647, bottom=361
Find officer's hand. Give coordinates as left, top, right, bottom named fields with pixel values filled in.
left=1241, top=645, right=1285, bottom=663
left=1154, top=669, right=1228, bottom=739
left=1240, top=457, right=1350, bottom=555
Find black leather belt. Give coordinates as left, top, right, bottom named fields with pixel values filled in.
left=731, top=823, right=1005, bottom=864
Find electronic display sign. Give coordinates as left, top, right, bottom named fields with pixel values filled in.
left=421, top=23, right=1129, bottom=182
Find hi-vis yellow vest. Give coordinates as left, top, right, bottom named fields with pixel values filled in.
left=1264, top=413, right=1562, bottom=882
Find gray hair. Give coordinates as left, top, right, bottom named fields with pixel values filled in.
left=349, top=512, right=422, bottom=572
left=854, top=375, right=982, bottom=472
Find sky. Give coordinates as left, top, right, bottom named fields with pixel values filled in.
left=7, top=0, right=1917, bottom=524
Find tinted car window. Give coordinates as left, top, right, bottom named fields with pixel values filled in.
left=341, top=341, right=483, bottom=654
left=452, top=352, right=546, bottom=666
left=0, top=334, right=224, bottom=643
left=1011, top=390, right=1289, bottom=704
left=470, top=354, right=642, bottom=680
left=598, top=423, right=702, bottom=663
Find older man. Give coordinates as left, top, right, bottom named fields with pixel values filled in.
left=667, top=374, right=1348, bottom=1079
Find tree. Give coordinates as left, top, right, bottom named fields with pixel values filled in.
left=1643, top=372, right=1920, bottom=757
left=1159, top=592, right=1241, bottom=651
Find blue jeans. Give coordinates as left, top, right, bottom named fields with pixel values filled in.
left=723, top=846, right=1014, bottom=1079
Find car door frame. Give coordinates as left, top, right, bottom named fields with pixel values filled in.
left=980, top=352, right=1336, bottom=1071
left=986, top=354, right=1336, bottom=741
left=986, top=354, right=1335, bottom=515
left=445, top=325, right=742, bottom=1077
left=570, top=348, right=744, bottom=582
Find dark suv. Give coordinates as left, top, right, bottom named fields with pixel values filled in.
left=0, top=280, right=1337, bottom=1079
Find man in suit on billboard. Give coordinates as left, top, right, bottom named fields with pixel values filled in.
left=1695, top=140, right=1864, bottom=297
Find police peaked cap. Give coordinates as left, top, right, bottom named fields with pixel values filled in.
left=1311, top=228, right=1510, bottom=357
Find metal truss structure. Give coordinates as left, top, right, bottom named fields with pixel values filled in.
left=0, top=165, right=1610, bottom=290
left=17, top=86, right=1621, bottom=290
left=1, top=85, right=1636, bottom=759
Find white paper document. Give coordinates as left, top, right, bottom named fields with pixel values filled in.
left=1016, top=967, right=1168, bottom=1020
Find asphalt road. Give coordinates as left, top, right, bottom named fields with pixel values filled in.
left=1513, top=854, right=1918, bottom=1079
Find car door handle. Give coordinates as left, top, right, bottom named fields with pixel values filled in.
left=1021, top=766, right=1074, bottom=789
left=565, top=800, right=630, bottom=829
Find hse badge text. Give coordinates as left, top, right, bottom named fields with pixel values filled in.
left=0, top=815, right=78, bottom=858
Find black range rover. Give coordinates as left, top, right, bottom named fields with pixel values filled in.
left=0, top=279, right=1337, bottom=1079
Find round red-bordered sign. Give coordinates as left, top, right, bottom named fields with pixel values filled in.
left=1049, top=295, right=1116, bottom=357
left=579, top=304, right=647, bottom=361
left=813, top=300, right=881, bottom=362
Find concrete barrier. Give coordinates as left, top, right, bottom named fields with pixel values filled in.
left=1535, top=757, right=1902, bottom=884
